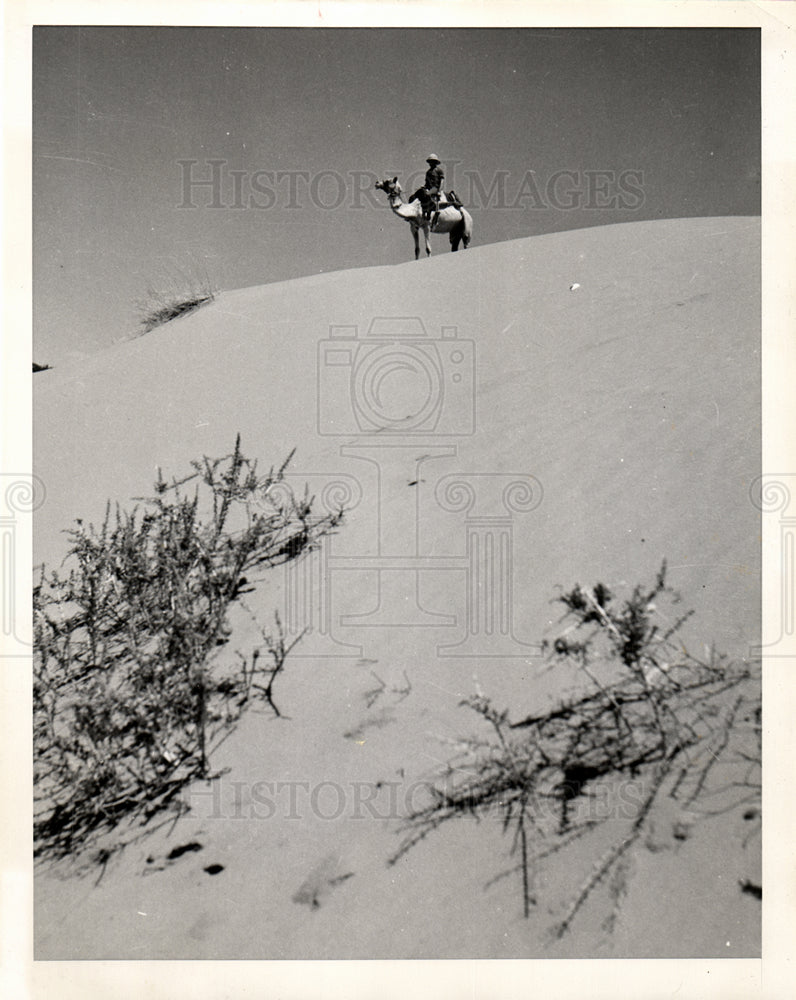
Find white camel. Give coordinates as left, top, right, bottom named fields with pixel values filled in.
left=375, top=177, right=473, bottom=260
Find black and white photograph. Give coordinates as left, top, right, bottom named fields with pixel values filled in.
left=3, top=3, right=795, bottom=998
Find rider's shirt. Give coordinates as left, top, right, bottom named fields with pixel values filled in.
left=424, top=165, right=444, bottom=194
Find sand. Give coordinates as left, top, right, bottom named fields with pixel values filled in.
left=33, top=216, right=761, bottom=961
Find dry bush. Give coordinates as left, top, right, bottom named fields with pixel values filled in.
left=390, top=564, right=760, bottom=937
left=33, top=436, right=343, bottom=862
left=136, top=268, right=216, bottom=333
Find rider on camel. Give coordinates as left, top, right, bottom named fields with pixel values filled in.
left=421, top=154, right=444, bottom=221
left=405, top=154, right=464, bottom=228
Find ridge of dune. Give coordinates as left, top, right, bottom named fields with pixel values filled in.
left=39, top=215, right=755, bottom=372
left=35, top=216, right=759, bottom=562
left=34, top=215, right=761, bottom=959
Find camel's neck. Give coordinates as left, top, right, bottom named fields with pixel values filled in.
left=388, top=193, right=419, bottom=220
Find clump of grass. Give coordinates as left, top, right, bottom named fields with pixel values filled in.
left=34, top=362, right=53, bottom=372
left=136, top=268, right=216, bottom=333
left=33, top=436, right=343, bottom=863
left=390, top=563, right=760, bottom=937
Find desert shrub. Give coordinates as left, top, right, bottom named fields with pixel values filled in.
left=390, top=564, right=760, bottom=937
left=136, top=269, right=216, bottom=333
left=33, top=436, right=343, bottom=862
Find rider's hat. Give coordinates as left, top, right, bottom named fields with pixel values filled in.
left=426, top=154, right=441, bottom=164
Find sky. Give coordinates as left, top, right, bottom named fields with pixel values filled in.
left=32, top=27, right=760, bottom=364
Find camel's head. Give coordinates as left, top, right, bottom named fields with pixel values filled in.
left=375, top=176, right=401, bottom=197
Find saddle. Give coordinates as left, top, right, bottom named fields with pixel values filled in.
left=409, top=188, right=465, bottom=229
left=430, top=189, right=465, bottom=228
left=443, top=189, right=464, bottom=209
left=409, top=188, right=465, bottom=213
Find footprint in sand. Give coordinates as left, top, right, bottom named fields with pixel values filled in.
left=143, top=840, right=224, bottom=877
left=292, top=854, right=354, bottom=910
left=345, top=669, right=413, bottom=740
left=343, top=706, right=396, bottom=742
left=143, top=840, right=203, bottom=873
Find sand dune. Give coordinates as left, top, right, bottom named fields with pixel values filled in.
left=34, top=216, right=761, bottom=959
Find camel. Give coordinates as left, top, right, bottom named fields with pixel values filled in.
left=375, top=177, right=473, bottom=260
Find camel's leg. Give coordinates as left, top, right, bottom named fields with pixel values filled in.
left=450, top=221, right=462, bottom=252
left=423, top=226, right=431, bottom=257
left=412, top=226, right=420, bottom=260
